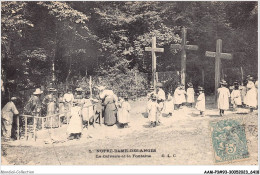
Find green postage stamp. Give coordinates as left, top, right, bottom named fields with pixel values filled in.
left=209, top=119, right=249, bottom=163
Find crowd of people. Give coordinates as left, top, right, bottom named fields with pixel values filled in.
left=146, top=75, right=258, bottom=127
left=1, top=85, right=131, bottom=141
left=1, top=75, right=258, bottom=141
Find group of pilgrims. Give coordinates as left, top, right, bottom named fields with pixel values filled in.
left=1, top=75, right=258, bottom=141
left=1, top=85, right=131, bottom=141
left=146, top=75, right=258, bottom=127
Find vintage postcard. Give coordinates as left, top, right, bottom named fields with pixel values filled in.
left=1, top=1, right=259, bottom=173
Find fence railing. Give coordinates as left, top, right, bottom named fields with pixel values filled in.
left=17, top=103, right=102, bottom=141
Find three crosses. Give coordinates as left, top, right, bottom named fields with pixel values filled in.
left=145, top=27, right=232, bottom=100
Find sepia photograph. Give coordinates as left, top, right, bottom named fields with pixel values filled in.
left=1, top=0, right=259, bottom=173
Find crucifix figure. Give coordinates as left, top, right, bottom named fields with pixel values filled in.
left=145, top=37, right=164, bottom=89
left=205, top=39, right=232, bottom=102
left=171, top=27, right=198, bottom=87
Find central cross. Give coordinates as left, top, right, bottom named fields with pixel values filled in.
left=145, top=37, right=164, bottom=89
left=205, top=39, right=232, bottom=102
left=171, top=27, right=198, bottom=87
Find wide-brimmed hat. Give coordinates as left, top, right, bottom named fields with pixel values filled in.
left=157, top=82, right=163, bottom=87
left=220, top=80, right=227, bottom=85
left=198, top=86, right=204, bottom=91
left=187, top=82, right=193, bottom=87
left=97, top=86, right=106, bottom=90
left=11, top=97, right=17, bottom=101
left=75, top=87, right=84, bottom=92
left=33, top=88, right=43, bottom=95
left=48, top=88, right=57, bottom=92
left=247, top=76, right=254, bottom=81
left=233, top=81, right=239, bottom=86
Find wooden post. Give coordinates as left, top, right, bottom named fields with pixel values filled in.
left=51, top=116, right=53, bottom=129
left=221, top=68, right=224, bottom=80
left=241, top=66, right=244, bottom=84
left=101, top=106, right=103, bottom=124
left=181, top=27, right=187, bottom=87
left=98, top=105, right=101, bottom=126
left=92, top=106, right=95, bottom=128
left=42, top=118, right=44, bottom=130
left=25, top=116, right=28, bottom=140
left=89, top=76, right=92, bottom=98
left=33, top=117, right=36, bottom=141
left=17, top=116, right=20, bottom=140
left=202, top=68, right=205, bottom=86
left=58, top=115, right=61, bottom=128
left=171, top=27, right=198, bottom=88
left=205, top=39, right=232, bottom=103
left=145, top=37, right=164, bottom=90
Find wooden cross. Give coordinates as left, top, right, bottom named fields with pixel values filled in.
left=205, top=39, right=232, bottom=102
left=145, top=37, right=164, bottom=89
left=171, top=27, right=198, bottom=88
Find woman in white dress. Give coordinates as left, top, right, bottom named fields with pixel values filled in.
left=67, top=104, right=83, bottom=140
left=245, top=76, right=257, bottom=112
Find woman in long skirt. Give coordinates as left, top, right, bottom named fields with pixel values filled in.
left=103, top=95, right=117, bottom=126
left=43, top=88, right=59, bottom=128
left=245, top=76, right=257, bottom=112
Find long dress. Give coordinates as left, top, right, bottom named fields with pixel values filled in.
left=117, top=101, right=131, bottom=124
left=103, top=96, right=117, bottom=126
left=164, top=94, right=174, bottom=114
left=217, top=87, right=231, bottom=110
left=196, top=93, right=205, bottom=112
left=173, top=88, right=183, bottom=105
left=147, top=101, right=158, bottom=122
left=186, top=88, right=195, bottom=103
left=67, top=106, right=83, bottom=134
left=1, top=101, right=19, bottom=139
left=245, top=81, right=257, bottom=108
left=43, top=94, right=59, bottom=127
left=231, top=89, right=242, bottom=106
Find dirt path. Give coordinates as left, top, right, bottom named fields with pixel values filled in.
left=1, top=97, right=258, bottom=165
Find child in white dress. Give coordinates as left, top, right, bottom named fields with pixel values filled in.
left=164, top=93, right=174, bottom=117
left=217, top=80, right=231, bottom=116
left=196, top=87, right=205, bottom=117
left=231, top=81, right=242, bottom=111
left=118, top=96, right=131, bottom=128
left=147, top=94, right=158, bottom=127
left=186, top=82, right=195, bottom=107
